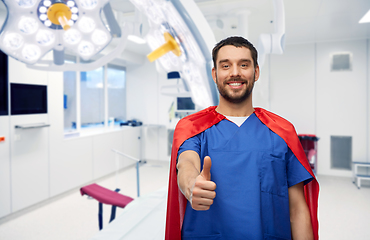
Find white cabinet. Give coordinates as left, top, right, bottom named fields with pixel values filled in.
left=0, top=116, right=11, bottom=218
left=122, top=127, right=142, bottom=162
left=92, top=131, right=125, bottom=179
left=10, top=115, right=49, bottom=212
left=141, top=125, right=168, bottom=161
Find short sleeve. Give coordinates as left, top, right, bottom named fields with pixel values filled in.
left=177, top=134, right=201, bottom=161
left=286, top=148, right=313, bottom=187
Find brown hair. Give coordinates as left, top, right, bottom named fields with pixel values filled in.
left=212, top=36, right=258, bottom=68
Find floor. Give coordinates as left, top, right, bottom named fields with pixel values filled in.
left=0, top=161, right=369, bottom=240
left=0, top=160, right=170, bottom=240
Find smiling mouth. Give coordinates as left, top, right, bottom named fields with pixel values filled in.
left=228, top=82, right=244, bottom=86
left=226, top=81, right=246, bottom=89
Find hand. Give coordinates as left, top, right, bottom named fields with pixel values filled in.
left=189, top=156, right=217, bottom=211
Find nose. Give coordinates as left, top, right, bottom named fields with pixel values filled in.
left=229, top=64, right=241, bottom=78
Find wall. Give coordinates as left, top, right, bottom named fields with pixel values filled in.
left=267, top=39, right=369, bottom=177
left=0, top=58, right=144, bottom=219
left=126, top=60, right=173, bottom=161
left=316, top=40, right=368, bottom=176
left=368, top=40, right=370, bottom=170
left=270, top=43, right=316, bottom=134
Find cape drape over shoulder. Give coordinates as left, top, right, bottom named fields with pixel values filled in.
left=165, top=106, right=319, bottom=240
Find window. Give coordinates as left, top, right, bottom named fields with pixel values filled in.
left=63, top=59, right=126, bottom=135
left=63, top=69, right=77, bottom=131
left=81, top=66, right=105, bottom=128
left=108, top=64, right=126, bottom=125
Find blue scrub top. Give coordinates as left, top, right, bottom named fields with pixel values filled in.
left=178, top=113, right=313, bottom=240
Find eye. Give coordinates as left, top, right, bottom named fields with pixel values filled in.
left=241, top=63, right=248, bottom=68
left=222, top=64, right=229, bottom=69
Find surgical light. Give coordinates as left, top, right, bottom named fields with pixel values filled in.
left=359, top=9, right=370, bottom=23
left=130, top=0, right=218, bottom=109
left=78, top=17, right=96, bottom=33
left=36, top=29, right=55, bottom=46
left=3, top=32, right=24, bottom=50
left=92, top=29, right=109, bottom=45
left=22, top=44, right=41, bottom=60
left=79, top=0, right=98, bottom=9
left=147, top=32, right=181, bottom=62
left=18, top=17, right=39, bottom=34
left=127, top=35, right=146, bottom=44
left=78, top=40, right=94, bottom=56
left=63, top=29, right=81, bottom=44
left=0, top=0, right=118, bottom=67
left=16, top=0, right=37, bottom=8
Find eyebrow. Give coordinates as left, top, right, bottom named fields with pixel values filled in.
left=240, top=59, right=252, bottom=64
left=218, top=59, right=230, bottom=65
left=218, top=59, right=252, bottom=65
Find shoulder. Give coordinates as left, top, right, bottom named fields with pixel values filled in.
left=254, top=107, right=296, bottom=133
left=174, top=106, right=224, bottom=141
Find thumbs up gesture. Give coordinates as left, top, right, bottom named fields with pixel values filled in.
left=190, top=156, right=217, bottom=211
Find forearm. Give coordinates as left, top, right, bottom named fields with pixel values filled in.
left=289, top=182, right=313, bottom=240
left=177, top=151, right=201, bottom=200
left=290, top=205, right=313, bottom=240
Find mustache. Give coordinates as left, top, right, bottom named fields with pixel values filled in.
left=224, top=77, right=248, bottom=83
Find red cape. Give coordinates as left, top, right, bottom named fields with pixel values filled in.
left=165, top=106, right=319, bottom=240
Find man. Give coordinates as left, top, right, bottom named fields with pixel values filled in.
left=166, top=36, right=319, bottom=240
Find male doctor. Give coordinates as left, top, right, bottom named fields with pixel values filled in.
left=166, top=36, right=319, bottom=240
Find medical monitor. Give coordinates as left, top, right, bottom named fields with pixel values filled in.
left=0, top=50, right=8, bottom=116
left=176, top=97, right=195, bottom=111
left=11, top=83, right=47, bottom=115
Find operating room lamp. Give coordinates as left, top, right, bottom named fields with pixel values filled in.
left=0, top=0, right=129, bottom=71
left=129, top=0, right=218, bottom=109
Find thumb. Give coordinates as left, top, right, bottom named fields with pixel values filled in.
left=201, top=156, right=212, bottom=181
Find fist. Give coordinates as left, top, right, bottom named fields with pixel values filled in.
left=190, top=156, right=217, bottom=211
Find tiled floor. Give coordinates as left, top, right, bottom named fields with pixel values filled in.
left=0, top=162, right=370, bottom=240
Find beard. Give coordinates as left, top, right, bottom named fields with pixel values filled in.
left=215, top=74, right=255, bottom=104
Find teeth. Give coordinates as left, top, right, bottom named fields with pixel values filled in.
left=229, top=82, right=242, bottom=86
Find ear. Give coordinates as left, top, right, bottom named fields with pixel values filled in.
left=212, top=67, right=217, bottom=84
left=254, top=65, right=260, bottom=82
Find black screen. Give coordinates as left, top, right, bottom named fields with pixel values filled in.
left=11, top=83, right=47, bottom=115
left=177, top=97, right=195, bottom=110
left=0, top=50, right=8, bottom=116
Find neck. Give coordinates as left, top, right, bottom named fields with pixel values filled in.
left=216, top=96, right=254, bottom=117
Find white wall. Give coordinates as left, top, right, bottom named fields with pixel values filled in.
left=126, top=60, right=173, bottom=161
left=270, top=43, right=316, bottom=134
left=316, top=40, right=368, bottom=176
left=368, top=40, right=370, bottom=170
left=265, top=39, right=369, bottom=177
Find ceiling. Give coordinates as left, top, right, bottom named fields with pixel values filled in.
left=111, top=0, right=370, bottom=55
left=0, top=0, right=369, bottom=59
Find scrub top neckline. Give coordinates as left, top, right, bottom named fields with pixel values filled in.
left=225, top=115, right=249, bottom=127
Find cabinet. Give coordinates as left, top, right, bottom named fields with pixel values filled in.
left=352, top=161, right=370, bottom=189
left=10, top=115, right=49, bottom=212
left=0, top=116, right=11, bottom=218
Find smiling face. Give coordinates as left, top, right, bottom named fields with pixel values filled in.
left=212, top=45, right=260, bottom=104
